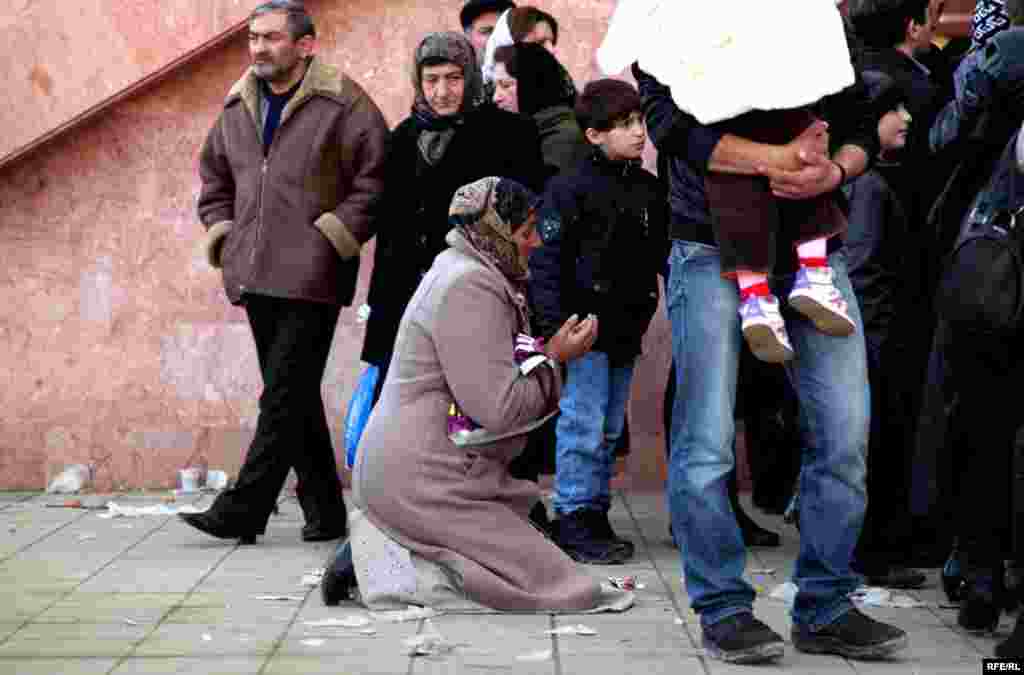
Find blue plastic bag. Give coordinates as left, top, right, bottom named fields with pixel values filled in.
left=344, top=365, right=379, bottom=468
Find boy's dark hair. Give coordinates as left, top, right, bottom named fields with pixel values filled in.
left=847, top=0, right=929, bottom=49
left=574, top=79, right=641, bottom=133
left=508, top=6, right=559, bottom=45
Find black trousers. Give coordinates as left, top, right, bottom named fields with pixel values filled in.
left=208, top=294, right=346, bottom=533
left=947, top=329, right=1021, bottom=566
left=854, top=329, right=913, bottom=571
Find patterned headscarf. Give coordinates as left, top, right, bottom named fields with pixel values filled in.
left=449, top=177, right=538, bottom=281
left=973, top=0, right=1011, bottom=50
left=411, top=32, right=484, bottom=165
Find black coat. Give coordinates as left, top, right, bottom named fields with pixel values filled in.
left=360, top=106, right=548, bottom=367
left=529, top=150, right=667, bottom=362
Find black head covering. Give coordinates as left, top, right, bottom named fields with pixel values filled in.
left=498, top=42, right=577, bottom=117
left=860, top=69, right=912, bottom=121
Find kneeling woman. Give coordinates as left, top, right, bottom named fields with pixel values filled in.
left=329, top=177, right=604, bottom=611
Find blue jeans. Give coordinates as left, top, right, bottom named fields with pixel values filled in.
left=666, top=241, right=869, bottom=630
left=552, top=351, right=635, bottom=515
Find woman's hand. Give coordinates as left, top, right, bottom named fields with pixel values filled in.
left=545, top=314, right=599, bottom=363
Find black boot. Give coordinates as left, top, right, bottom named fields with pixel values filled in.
left=321, top=540, right=357, bottom=606
left=996, top=612, right=1024, bottom=658
left=179, top=512, right=259, bottom=545
left=958, top=562, right=1004, bottom=633
left=554, top=510, right=631, bottom=565
left=593, top=510, right=635, bottom=557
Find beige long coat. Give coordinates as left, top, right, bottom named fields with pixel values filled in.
left=352, top=231, right=602, bottom=611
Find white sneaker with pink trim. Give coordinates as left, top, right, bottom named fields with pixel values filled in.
left=739, top=294, right=794, bottom=363
left=787, top=266, right=856, bottom=337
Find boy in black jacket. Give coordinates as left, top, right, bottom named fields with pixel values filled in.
left=529, top=79, right=667, bottom=564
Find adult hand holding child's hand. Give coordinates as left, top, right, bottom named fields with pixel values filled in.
left=546, top=314, right=599, bottom=363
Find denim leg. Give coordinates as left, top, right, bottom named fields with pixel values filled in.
left=665, top=241, right=753, bottom=628
left=775, top=252, right=869, bottom=629
left=596, top=363, right=636, bottom=510
left=553, top=351, right=612, bottom=515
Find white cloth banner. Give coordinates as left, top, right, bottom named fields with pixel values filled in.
left=597, top=0, right=856, bottom=125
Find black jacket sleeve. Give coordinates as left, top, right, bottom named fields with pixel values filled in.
left=528, top=177, right=579, bottom=339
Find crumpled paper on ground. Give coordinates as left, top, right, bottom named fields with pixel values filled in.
left=301, top=568, right=324, bottom=588
left=769, top=582, right=924, bottom=609
left=545, top=624, right=597, bottom=636
left=371, top=606, right=441, bottom=623
left=404, top=632, right=460, bottom=657
left=97, top=502, right=203, bottom=518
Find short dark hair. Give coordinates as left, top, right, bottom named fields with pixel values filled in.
left=249, top=0, right=316, bottom=41
left=574, top=79, right=642, bottom=133
left=847, top=0, right=929, bottom=48
left=508, top=7, right=559, bottom=45
left=460, top=0, right=517, bottom=31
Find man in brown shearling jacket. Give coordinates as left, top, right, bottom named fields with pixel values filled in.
left=185, top=0, right=389, bottom=545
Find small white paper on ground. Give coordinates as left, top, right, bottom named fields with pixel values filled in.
left=78, top=533, right=97, bottom=541
left=371, top=606, right=441, bottom=623
left=301, top=638, right=325, bottom=647
left=201, top=633, right=213, bottom=642
left=404, top=633, right=456, bottom=657
left=545, top=624, right=597, bottom=636
left=516, top=649, right=553, bottom=662
left=301, top=568, right=325, bottom=587
left=98, top=502, right=203, bottom=518
left=674, top=617, right=684, bottom=625
left=254, top=595, right=304, bottom=602
left=304, top=615, right=372, bottom=629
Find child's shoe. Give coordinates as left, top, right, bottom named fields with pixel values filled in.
left=787, top=266, right=856, bottom=337
left=739, top=294, right=794, bottom=363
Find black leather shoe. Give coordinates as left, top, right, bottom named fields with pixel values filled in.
left=321, top=540, right=357, bottom=606
left=738, top=512, right=781, bottom=548
left=179, top=512, right=258, bottom=544
left=302, top=523, right=347, bottom=542
left=554, top=510, right=631, bottom=565
left=958, top=565, right=1004, bottom=633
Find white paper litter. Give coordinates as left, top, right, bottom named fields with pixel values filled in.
left=404, top=633, right=457, bottom=657
left=77, top=533, right=97, bottom=541
left=201, top=633, right=213, bottom=642
left=254, top=595, right=304, bottom=602
left=371, top=606, right=441, bottom=623
left=301, top=568, right=325, bottom=588
left=123, top=618, right=139, bottom=626
left=674, top=617, right=684, bottom=625
left=46, top=463, right=92, bottom=494
left=545, top=624, right=598, bottom=636
left=516, top=649, right=553, bottom=662
left=849, top=587, right=923, bottom=608
left=608, top=576, right=646, bottom=590
left=97, top=502, right=203, bottom=518
left=304, top=615, right=372, bottom=629
left=301, top=638, right=325, bottom=647
left=769, top=581, right=798, bottom=606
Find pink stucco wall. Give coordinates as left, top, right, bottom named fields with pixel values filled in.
left=0, top=0, right=672, bottom=491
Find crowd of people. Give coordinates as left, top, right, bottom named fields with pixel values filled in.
left=184, top=0, right=1024, bottom=665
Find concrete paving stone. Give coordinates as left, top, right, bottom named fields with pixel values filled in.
left=562, top=615, right=693, bottom=650
left=0, top=624, right=22, bottom=642
left=166, top=596, right=305, bottom=625
left=109, top=656, right=266, bottom=674
left=34, top=592, right=186, bottom=625
left=403, top=614, right=552, bottom=668
left=0, top=622, right=148, bottom=657
left=132, top=622, right=281, bottom=657
left=0, top=656, right=118, bottom=674
left=77, top=562, right=219, bottom=594
left=263, top=654, right=411, bottom=675
left=558, top=648, right=703, bottom=675
left=0, top=591, right=68, bottom=622
left=711, top=651, right=855, bottom=674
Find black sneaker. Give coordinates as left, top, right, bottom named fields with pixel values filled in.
left=554, top=509, right=631, bottom=565
left=792, top=608, right=908, bottom=659
left=321, top=540, right=357, bottom=606
left=592, top=510, right=635, bottom=558
left=702, top=612, right=785, bottom=664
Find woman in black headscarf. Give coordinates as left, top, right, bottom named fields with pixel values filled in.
left=360, top=32, right=548, bottom=399
left=491, top=42, right=589, bottom=174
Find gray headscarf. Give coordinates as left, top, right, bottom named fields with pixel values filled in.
left=411, top=32, right=484, bottom=165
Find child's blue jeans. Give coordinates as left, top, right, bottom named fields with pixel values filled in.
left=552, top=350, right=635, bottom=515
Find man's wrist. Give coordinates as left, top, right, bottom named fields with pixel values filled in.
left=831, top=160, right=847, bottom=189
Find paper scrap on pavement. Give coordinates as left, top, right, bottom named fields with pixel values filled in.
left=545, top=624, right=598, bottom=636
left=371, top=606, right=441, bottom=623
left=404, top=633, right=457, bottom=657
left=674, top=617, right=684, bottom=625
left=304, top=615, right=372, bottom=629
left=254, top=595, right=304, bottom=602
left=849, top=587, right=924, bottom=608
left=97, top=502, right=203, bottom=518
left=608, top=576, right=645, bottom=590
left=301, top=638, right=325, bottom=647
left=516, top=649, right=553, bottom=662
left=78, top=533, right=97, bottom=541
left=301, top=568, right=325, bottom=588
left=201, top=633, right=213, bottom=642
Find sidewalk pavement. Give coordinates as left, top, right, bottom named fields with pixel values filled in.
left=0, top=489, right=1005, bottom=674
